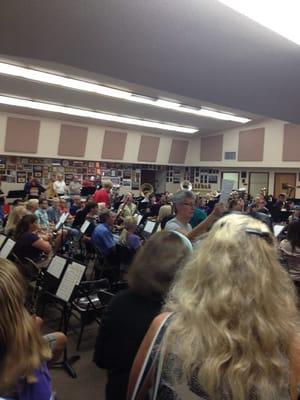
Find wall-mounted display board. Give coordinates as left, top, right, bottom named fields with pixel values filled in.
left=0, top=155, right=221, bottom=193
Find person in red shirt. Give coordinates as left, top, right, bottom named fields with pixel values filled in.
left=93, top=181, right=113, bottom=208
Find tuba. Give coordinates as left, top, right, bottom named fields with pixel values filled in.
left=140, top=183, right=154, bottom=197
left=180, top=180, right=192, bottom=191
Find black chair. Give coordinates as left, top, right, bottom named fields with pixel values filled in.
left=93, top=245, right=120, bottom=283
left=10, top=253, right=46, bottom=313
left=71, top=279, right=112, bottom=350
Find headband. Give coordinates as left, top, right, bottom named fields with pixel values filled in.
left=172, top=230, right=193, bottom=254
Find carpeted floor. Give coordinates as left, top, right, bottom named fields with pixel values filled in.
left=43, top=307, right=106, bottom=400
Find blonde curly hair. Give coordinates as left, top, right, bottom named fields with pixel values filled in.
left=163, top=213, right=300, bottom=400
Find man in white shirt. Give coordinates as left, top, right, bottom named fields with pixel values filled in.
left=53, top=174, right=67, bottom=196
left=165, top=190, right=223, bottom=242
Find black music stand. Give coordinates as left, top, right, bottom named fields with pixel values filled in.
left=38, top=257, right=86, bottom=378
left=81, top=187, right=96, bottom=197
left=7, top=190, right=26, bottom=203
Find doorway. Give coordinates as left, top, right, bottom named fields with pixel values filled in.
left=140, top=170, right=156, bottom=191
left=155, top=170, right=166, bottom=193
left=274, top=173, right=296, bottom=198
left=249, top=172, right=269, bottom=197
left=222, top=172, right=239, bottom=190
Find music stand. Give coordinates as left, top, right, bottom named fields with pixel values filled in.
left=0, top=238, right=15, bottom=259
left=81, top=187, right=96, bottom=197
left=7, top=190, right=26, bottom=201
left=141, top=219, right=159, bottom=240
left=40, top=257, right=86, bottom=378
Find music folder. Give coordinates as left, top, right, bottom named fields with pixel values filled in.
left=0, top=238, right=15, bottom=259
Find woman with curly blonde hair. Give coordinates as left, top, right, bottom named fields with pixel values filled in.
left=0, top=259, right=53, bottom=399
left=129, top=213, right=300, bottom=400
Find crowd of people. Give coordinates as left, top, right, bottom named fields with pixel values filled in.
left=0, top=174, right=300, bottom=399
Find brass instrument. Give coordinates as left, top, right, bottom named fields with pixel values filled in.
left=180, top=180, right=192, bottom=191
left=260, top=187, right=268, bottom=197
left=282, top=183, right=295, bottom=198
left=140, top=183, right=154, bottom=197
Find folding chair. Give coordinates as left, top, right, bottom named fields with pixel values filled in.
left=71, top=279, right=112, bottom=349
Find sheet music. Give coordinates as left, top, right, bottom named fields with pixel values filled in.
left=47, top=256, right=67, bottom=279
left=144, top=220, right=156, bottom=234
left=0, top=234, right=6, bottom=248
left=137, top=214, right=143, bottom=225
left=0, top=238, right=15, bottom=259
left=80, top=220, right=91, bottom=234
left=55, top=212, right=69, bottom=231
left=56, top=262, right=86, bottom=302
left=273, top=224, right=285, bottom=237
left=219, top=179, right=234, bottom=205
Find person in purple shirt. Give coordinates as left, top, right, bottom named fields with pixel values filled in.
left=0, top=259, right=53, bottom=400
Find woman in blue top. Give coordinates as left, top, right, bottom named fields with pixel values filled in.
left=0, top=259, right=53, bottom=400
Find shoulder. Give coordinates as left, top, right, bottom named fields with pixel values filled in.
left=21, top=232, right=39, bottom=242
left=165, top=218, right=178, bottom=230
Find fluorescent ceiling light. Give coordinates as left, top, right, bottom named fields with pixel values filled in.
left=0, top=62, right=251, bottom=123
left=218, top=0, right=300, bottom=46
left=0, top=95, right=198, bottom=134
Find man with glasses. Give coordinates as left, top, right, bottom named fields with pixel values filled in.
left=165, top=190, right=223, bottom=242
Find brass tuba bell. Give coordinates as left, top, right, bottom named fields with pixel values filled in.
left=180, top=180, right=192, bottom=191
left=140, top=183, right=154, bottom=197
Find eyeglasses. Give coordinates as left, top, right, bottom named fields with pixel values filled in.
left=182, top=202, right=195, bottom=208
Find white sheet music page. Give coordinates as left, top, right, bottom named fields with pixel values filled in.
left=0, top=238, right=15, bottom=259
left=274, top=224, right=285, bottom=237
left=144, top=220, right=155, bottom=234
left=80, top=220, right=91, bottom=234
left=0, top=234, right=6, bottom=248
left=47, top=256, right=67, bottom=279
left=55, top=212, right=69, bottom=230
left=56, top=262, right=86, bottom=302
left=219, top=180, right=234, bottom=205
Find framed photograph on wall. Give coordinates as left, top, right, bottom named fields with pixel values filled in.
left=23, top=164, right=33, bottom=172
left=17, top=171, right=27, bottom=183
left=111, top=177, right=120, bottom=186
left=208, top=175, right=218, bottom=184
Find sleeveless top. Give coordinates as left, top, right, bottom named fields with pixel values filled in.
left=153, top=319, right=290, bottom=400
left=156, top=352, right=290, bottom=399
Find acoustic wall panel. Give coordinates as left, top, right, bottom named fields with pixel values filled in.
left=200, top=135, right=223, bottom=161
left=101, top=130, right=127, bottom=160
left=282, top=124, right=300, bottom=161
left=138, top=135, right=160, bottom=162
left=168, top=139, right=188, bottom=164
left=58, top=124, right=88, bottom=157
left=5, top=117, right=40, bottom=153
left=238, top=128, right=265, bottom=161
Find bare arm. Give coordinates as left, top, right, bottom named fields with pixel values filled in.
left=32, top=238, right=52, bottom=254
left=127, top=312, right=170, bottom=400
left=176, top=203, right=224, bottom=241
